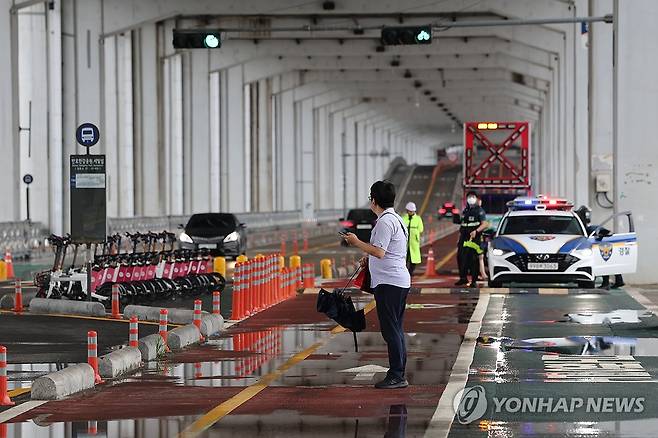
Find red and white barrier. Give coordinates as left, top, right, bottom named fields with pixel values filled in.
left=87, top=331, right=103, bottom=384
left=129, top=316, right=139, bottom=348
left=213, top=291, right=221, bottom=315
left=0, top=345, right=14, bottom=406
left=159, top=309, right=169, bottom=348
left=111, top=284, right=120, bottom=319
left=13, top=280, right=23, bottom=313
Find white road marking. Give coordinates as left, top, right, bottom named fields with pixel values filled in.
left=424, top=292, right=490, bottom=438
left=338, top=364, right=389, bottom=381
left=625, top=288, right=658, bottom=314
left=0, top=401, right=48, bottom=424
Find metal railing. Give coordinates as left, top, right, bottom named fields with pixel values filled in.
left=0, top=209, right=344, bottom=258
left=0, top=221, right=50, bottom=259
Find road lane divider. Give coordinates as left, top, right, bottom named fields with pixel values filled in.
left=179, top=299, right=378, bottom=438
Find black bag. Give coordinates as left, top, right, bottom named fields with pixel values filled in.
left=316, top=268, right=366, bottom=351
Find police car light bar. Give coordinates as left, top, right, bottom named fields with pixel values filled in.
left=507, top=196, right=574, bottom=211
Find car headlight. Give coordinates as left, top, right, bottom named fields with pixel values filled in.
left=492, top=248, right=505, bottom=256
left=224, top=231, right=239, bottom=243
left=572, top=248, right=593, bottom=258
left=179, top=232, right=193, bottom=244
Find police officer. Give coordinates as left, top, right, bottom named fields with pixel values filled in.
left=575, top=205, right=624, bottom=290
left=402, top=202, right=424, bottom=276
left=456, top=191, right=489, bottom=287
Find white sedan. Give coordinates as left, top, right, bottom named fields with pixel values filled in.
left=487, top=197, right=637, bottom=288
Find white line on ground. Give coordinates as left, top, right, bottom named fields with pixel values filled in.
left=0, top=400, right=48, bottom=424
left=424, top=292, right=490, bottom=438
left=625, top=288, right=658, bottom=313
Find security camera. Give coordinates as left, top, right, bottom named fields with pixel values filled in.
left=322, top=1, right=336, bottom=10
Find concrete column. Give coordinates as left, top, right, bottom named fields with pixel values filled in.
left=224, top=65, right=246, bottom=212
left=189, top=50, right=210, bottom=213
left=0, top=1, right=19, bottom=222
left=256, top=78, right=273, bottom=212
left=613, top=0, right=658, bottom=283
left=297, top=98, right=315, bottom=219
left=278, top=89, right=296, bottom=210
left=137, top=23, right=160, bottom=216
left=589, top=0, right=614, bottom=221
left=344, top=116, right=357, bottom=209
left=47, top=0, right=63, bottom=233
left=17, top=3, right=48, bottom=225
left=573, top=0, right=590, bottom=207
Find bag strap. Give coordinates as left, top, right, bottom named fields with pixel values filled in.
left=380, top=212, right=408, bottom=239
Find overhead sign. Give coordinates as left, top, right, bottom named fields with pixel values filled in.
left=22, top=174, right=33, bottom=185
left=464, top=121, right=530, bottom=188
left=70, top=155, right=106, bottom=243
left=76, top=123, right=100, bottom=148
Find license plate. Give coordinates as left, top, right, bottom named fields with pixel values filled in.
left=527, top=262, right=558, bottom=271
left=198, top=243, right=217, bottom=249
left=356, top=224, right=372, bottom=229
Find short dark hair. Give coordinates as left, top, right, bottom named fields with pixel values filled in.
left=466, top=190, right=478, bottom=198
left=370, top=181, right=396, bottom=208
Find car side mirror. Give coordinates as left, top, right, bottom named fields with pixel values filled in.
left=338, top=217, right=344, bottom=222
left=177, top=224, right=184, bottom=229
left=452, top=214, right=461, bottom=225
left=593, top=227, right=612, bottom=241
left=239, top=223, right=247, bottom=228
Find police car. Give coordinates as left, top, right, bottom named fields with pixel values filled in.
left=487, top=196, right=638, bottom=288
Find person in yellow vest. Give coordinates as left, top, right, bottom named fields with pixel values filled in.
left=402, top=202, right=424, bottom=276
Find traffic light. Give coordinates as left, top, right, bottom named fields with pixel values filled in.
left=380, top=26, right=432, bottom=45
left=172, top=29, right=221, bottom=49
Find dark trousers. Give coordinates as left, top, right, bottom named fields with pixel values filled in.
left=406, top=250, right=417, bottom=276
left=374, top=283, right=410, bottom=380
left=457, top=238, right=479, bottom=282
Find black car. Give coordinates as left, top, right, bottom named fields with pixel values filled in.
left=178, top=213, right=247, bottom=259
left=340, top=209, right=378, bottom=245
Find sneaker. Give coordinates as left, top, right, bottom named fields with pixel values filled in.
left=468, top=282, right=479, bottom=288
left=374, top=376, right=409, bottom=389
left=454, top=279, right=468, bottom=286
left=611, top=282, right=625, bottom=289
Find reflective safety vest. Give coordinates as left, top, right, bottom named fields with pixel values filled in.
left=402, top=214, right=424, bottom=264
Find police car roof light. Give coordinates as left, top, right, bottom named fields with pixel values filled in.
left=507, top=196, right=573, bottom=211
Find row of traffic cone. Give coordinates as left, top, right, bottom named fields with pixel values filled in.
left=0, top=251, right=13, bottom=281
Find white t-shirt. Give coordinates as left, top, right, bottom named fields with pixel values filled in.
left=368, top=208, right=411, bottom=289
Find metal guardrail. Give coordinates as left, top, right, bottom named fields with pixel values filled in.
left=0, top=221, right=50, bottom=259
left=0, top=210, right=344, bottom=259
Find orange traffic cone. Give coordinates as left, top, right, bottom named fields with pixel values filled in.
left=424, top=248, right=438, bottom=278
left=4, top=252, right=14, bottom=280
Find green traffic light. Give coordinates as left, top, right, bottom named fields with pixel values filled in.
left=416, top=30, right=431, bottom=42
left=204, top=34, right=220, bottom=48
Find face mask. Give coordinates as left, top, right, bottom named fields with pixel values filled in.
left=467, top=197, right=477, bottom=206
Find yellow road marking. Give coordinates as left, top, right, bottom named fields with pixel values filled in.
left=0, top=309, right=180, bottom=327
left=434, top=248, right=458, bottom=272
left=419, top=166, right=440, bottom=216
left=8, top=387, right=30, bottom=397
left=308, top=241, right=340, bottom=252
left=180, top=298, right=378, bottom=438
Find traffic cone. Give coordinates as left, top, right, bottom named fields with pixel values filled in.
left=424, top=248, right=438, bottom=278
left=4, top=252, right=14, bottom=280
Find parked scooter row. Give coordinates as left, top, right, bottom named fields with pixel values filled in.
left=34, top=231, right=226, bottom=307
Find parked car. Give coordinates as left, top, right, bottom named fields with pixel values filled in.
left=178, top=213, right=247, bottom=259
left=339, top=209, right=378, bottom=245
left=438, top=202, right=460, bottom=220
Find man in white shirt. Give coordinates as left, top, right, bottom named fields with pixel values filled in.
left=343, top=181, right=411, bottom=389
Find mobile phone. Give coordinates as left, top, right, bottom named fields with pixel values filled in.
left=338, top=231, right=348, bottom=237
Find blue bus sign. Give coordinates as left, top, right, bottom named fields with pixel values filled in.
left=76, top=123, right=100, bottom=147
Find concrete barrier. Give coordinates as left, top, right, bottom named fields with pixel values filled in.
left=168, top=324, right=201, bottom=351
left=199, top=314, right=224, bottom=337
left=0, top=290, right=38, bottom=309
left=124, top=305, right=209, bottom=325
left=29, top=298, right=106, bottom=317
left=99, top=347, right=142, bottom=378
left=31, top=363, right=95, bottom=400
left=138, top=333, right=165, bottom=362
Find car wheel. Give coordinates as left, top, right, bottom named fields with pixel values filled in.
left=578, top=281, right=595, bottom=289
left=487, top=280, right=503, bottom=288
